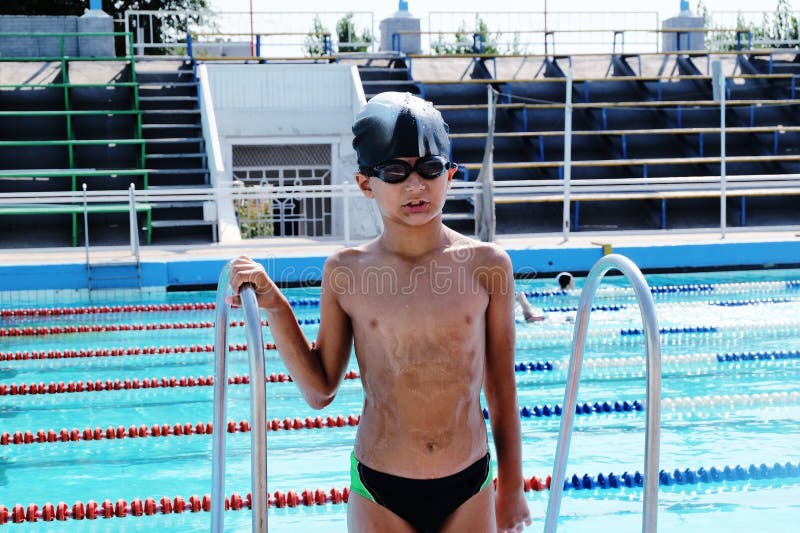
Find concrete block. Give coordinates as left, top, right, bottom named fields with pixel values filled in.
left=78, top=10, right=114, bottom=57
left=0, top=16, right=78, bottom=57
left=662, top=15, right=706, bottom=52
left=379, top=14, right=421, bottom=53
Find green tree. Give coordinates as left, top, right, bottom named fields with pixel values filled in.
left=431, top=17, right=498, bottom=55
left=304, top=15, right=330, bottom=56
left=0, top=1, right=210, bottom=55
left=336, top=13, right=372, bottom=53
left=772, top=0, right=798, bottom=47
left=703, top=1, right=799, bottom=51
left=475, top=16, right=499, bottom=54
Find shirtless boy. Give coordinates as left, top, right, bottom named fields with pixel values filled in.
left=228, top=92, right=531, bottom=532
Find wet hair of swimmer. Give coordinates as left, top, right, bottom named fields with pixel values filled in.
left=557, top=272, right=574, bottom=290
left=352, top=92, right=451, bottom=173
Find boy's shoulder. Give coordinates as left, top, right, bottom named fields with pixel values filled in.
left=324, top=240, right=379, bottom=269
left=448, top=235, right=511, bottom=269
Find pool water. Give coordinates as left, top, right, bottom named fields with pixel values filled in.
left=1, top=268, right=799, bottom=532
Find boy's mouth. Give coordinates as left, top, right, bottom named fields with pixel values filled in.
left=403, top=199, right=429, bottom=213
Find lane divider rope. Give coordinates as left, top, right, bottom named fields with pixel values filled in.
left=4, top=391, right=798, bottom=446
left=4, top=348, right=798, bottom=397
left=0, top=298, right=320, bottom=318
left=10, top=316, right=800, bottom=341
left=0, top=370, right=359, bottom=397
left=1, top=278, right=798, bottom=322
left=1, top=460, right=798, bottom=523
left=0, top=414, right=362, bottom=446
left=0, top=318, right=321, bottom=339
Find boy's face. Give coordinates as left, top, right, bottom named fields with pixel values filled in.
left=356, top=156, right=457, bottom=226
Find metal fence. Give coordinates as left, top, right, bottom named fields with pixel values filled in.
left=125, top=9, right=374, bottom=57
left=231, top=143, right=333, bottom=239
left=708, top=10, right=800, bottom=49
left=426, top=11, right=661, bottom=55
left=124, top=8, right=800, bottom=57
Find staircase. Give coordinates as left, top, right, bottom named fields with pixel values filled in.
left=357, top=56, right=420, bottom=100
left=136, top=58, right=216, bottom=243
left=87, top=261, right=142, bottom=290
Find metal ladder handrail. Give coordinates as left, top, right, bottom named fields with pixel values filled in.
left=211, top=260, right=268, bottom=533
left=544, top=253, right=662, bottom=533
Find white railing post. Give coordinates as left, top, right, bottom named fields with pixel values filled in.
left=211, top=261, right=268, bottom=533
left=544, top=254, right=662, bottom=533
left=83, top=183, right=90, bottom=264
left=128, top=183, right=140, bottom=261
left=124, top=12, right=130, bottom=56
left=343, top=180, right=351, bottom=246
left=719, top=71, right=727, bottom=238
left=562, top=66, right=574, bottom=241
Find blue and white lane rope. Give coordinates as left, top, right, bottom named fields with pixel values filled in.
left=481, top=391, right=800, bottom=421
left=561, top=461, right=800, bottom=491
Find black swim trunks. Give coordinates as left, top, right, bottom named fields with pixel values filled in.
left=349, top=451, right=493, bottom=532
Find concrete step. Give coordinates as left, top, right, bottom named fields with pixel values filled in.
left=150, top=218, right=215, bottom=228
left=146, top=152, right=205, bottom=159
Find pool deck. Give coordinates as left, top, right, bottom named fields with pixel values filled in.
left=1, top=228, right=799, bottom=291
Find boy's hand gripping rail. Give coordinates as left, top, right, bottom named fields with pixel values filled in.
left=211, top=260, right=267, bottom=533
left=544, top=254, right=662, bottom=533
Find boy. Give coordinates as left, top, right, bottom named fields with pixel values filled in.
left=556, top=272, right=574, bottom=291
left=515, top=292, right=545, bottom=323
left=228, top=92, right=530, bottom=532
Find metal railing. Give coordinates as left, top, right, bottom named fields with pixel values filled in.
left=3, top=172, right=800, bottom=243
left=544, top=253, right=662, bottom=533
left=211, top=260, right=268, bottom=533
left=82, top=182, right=143, bottom=259
left=118, top=9, right=800, bottom=57
left=125, top=10, right=372, bottom=57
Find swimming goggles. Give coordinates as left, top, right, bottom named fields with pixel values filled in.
left=361, top=155, right=456, bottom=184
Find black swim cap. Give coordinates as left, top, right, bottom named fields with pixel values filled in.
left=352, top=92, right=450, bottom=171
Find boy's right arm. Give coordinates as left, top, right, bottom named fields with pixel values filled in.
left=228, top=255, right=353, bottom=409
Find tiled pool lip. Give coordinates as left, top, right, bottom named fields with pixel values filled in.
left=1, top=229, right=799, bottom=291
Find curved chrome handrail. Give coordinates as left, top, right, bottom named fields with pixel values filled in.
left=211, top=260, right=268, bottom=533
left=544, top=254, right=662, bottom=533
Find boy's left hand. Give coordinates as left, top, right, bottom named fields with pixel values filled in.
left=496, top=485, right=531, bottom=532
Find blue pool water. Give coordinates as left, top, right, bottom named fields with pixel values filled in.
left=1, top=268, right=799, bottom=532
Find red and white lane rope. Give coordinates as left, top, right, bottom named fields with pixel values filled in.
left=0, top=414, right=361, bottom=446
left=0, top=370, right=360, bottom=397
left=4, top=457, right=799, bottom=523
left=4, top=390, right=799, bottom=447
left=0, top=343, right=276, bottom=362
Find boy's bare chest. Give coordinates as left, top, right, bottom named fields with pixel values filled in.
left=341, top=263, right=488, bottom=318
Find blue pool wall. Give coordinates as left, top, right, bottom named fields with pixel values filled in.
left=2, top=239, right=799, bottom=291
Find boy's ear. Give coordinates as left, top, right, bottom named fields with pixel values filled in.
left=354, top=172, right=374, bottom=198
left=445, top=163, right=458, bottom=186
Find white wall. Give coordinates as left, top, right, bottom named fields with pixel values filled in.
left=202, top=63, right=381, bottom=240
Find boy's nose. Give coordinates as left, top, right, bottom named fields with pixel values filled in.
left=404, top=172, right=426, bottom=190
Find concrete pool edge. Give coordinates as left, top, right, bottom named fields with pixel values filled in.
left=1, top=230, right=798, bottom=291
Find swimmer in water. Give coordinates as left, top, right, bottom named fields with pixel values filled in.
left=228, top=92, right=531, bottom=532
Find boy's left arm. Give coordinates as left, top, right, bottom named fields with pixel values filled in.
left=484, top=249, right=532, bottom=532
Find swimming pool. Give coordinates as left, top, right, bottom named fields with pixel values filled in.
left=1, top=268, right=799, bottom=532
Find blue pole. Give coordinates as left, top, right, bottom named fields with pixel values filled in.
left=399, top=1, right=409, bottom=11
left=256, top=34, right=261, bottom=56
left=89, top=0, right=102, bottom=9
left=187, top=33, right=193, bottom=59
left=680, top=0, right=690, bottom=13
left=324, top=34, right=332, bottom=56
